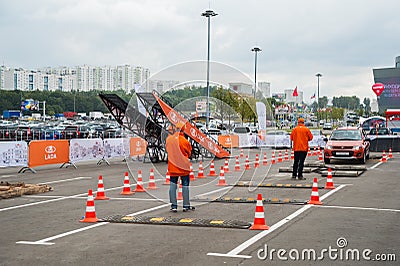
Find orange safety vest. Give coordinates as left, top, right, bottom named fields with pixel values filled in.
left=166, top=132, right=192, bottom=176
left=290, top=125, right=313, bottom=152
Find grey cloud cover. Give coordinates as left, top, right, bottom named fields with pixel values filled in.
left=1, top=0, right=399, bottom=100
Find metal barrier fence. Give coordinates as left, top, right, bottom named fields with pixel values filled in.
left=368, top=136, right=400, bottom=152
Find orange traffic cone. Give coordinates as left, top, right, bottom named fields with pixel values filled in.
left=313, top=147, right=317, bottom=156
left=254, top=154, right=260, bottom=168
left=189, top=163, right=195, bottom=180
left=381, top=150, right=387, bottom=162
left=325, top=168, right=335, bottom=189
left=94, top=175, right=109, bottom=200
left=249, top=193, right=270, bottom=230
left=262, top=152, right=268, bottom=166
left=278, top=151, right=283, bottom=163
left=80, top=189, right=99, bottom=223
left=164, top=171, right=170, bottom=185
left=245, top=155, right=251, bottom=170
left=224, top=158, right=230, bottom=173
left=318, top=150, right=323, bottom=161
left=120, top=172, right=134, bottom=195
left=307, top=148, right=311, bottom=157
left=234, top=156, right=241, bottom=171
left=177, top=179, right=183, bottom=200
left=290, top=150, right=294, bottom=160
left=134, top=170, right=146, bottom=192
left=308, top=178, right=323, bottom=205
left=147, top=168, right=158, bottom=190
left=240, top=149, right=244, bottom=158
left=208, top=160, right=217, bottom=176
left=217, top=166, right=227, bottom=186
left=197, top=161, right=205, bottom=178
left=388, top=148, right=393, bottom=159
left=271, top=151, right=276, bottom=164
left=284, top=149, right=289, bottom=161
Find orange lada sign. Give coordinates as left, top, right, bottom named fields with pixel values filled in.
left=28, top=140, right=70, bottom=168
left=153, top=92, right=230, bottom=158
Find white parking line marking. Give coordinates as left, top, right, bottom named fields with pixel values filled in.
left=207, top=184, right=346, bottom=259
left=368, top=161, right=383, bottom=170
left=39, top=176, right=92, bottom=184
left=313, top=205, right=400, bottom=212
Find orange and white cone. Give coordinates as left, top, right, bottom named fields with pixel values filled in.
left=134, top=170, right=146, bottom=192
left=307, top=177, right=323, bottom=205
left=197, top=161, right=205, bottom=178
left=177, top=179, right=183, bottom=200
left=325, top=168, right=335, bottom=189
left=271, top=151, right=276, bottom=164
left=318, top=150, right=323, bottom=161
left=278, top=151, right=283, bottom=163
left=381, top=150, right=387, bottom=162
left=217, top=166, right=227, bottom=186
left=388, top=148, right=393, bottom=159
left=249, top=193, right=270, bottom=230
left=290, top=150, right=294, bottom=160
left=163, top=171, right=170, bottom=185
left=94, top=175, right=109, bottom=200
left=313, top=147, right=317, bottom=156
left=307, top=148, right=311, bottom=157
left=254, top=154, right=260, bottom=168
left=189, top=163, right=195, bottom=181
left=147, top=168, right=158, bottom=190
left=240, top=149, right=244, bottom=158
left=208, top=160, right=217, bottom=176
left=80, top=189, right=99, bottom=223
left=224, top=158, right=230, bottom=173
left=234, top=156, right=241, bottom=171
left=284, top=149, right=289, bottom=161
left=120, top=172, right=134, bottom=195
left=245, top=155, right=251, bottom=170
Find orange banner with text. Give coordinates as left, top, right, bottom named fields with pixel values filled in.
left=218, top=135, right=239, bottom=148
left=130, top=137, right=147, bottom=156
left=28, top=140, right=70, bottom=168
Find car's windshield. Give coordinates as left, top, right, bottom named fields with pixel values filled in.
left=330, top=130, right=362, bottom=140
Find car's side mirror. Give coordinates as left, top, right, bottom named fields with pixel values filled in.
left=323, top=137, right=328, bottom=142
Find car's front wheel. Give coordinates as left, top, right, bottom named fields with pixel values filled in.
left=359, top=152, right=366, bottom=164
left=324, top=157, right=330, bottom=164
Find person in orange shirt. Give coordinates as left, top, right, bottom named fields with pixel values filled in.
left=165, top=121, right=194, bottom=212
left=290, top=118, right=313, bottom=180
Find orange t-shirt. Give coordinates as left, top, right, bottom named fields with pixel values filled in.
left=166, top=132, right=192, bottom=176
left=290, top=125, right=313, bottom=152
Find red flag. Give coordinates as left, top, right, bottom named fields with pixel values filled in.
left=310, top=93, right=316, bottom=99
left=292, top=86, right=298, bottom=97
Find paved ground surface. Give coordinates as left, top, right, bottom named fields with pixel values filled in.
left=0, top=149, right=398, bottom=266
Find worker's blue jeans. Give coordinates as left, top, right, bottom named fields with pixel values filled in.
left=169, top=175, right=190, bottom=209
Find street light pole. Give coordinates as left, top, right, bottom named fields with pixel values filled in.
left=316, top=73, right=322, bottom=109
left=251, top=47, right=261, bottom=126
left=202, top=9, right=218, bottom=129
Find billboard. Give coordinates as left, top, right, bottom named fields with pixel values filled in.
left=373, top=68, right=400, bottom=113
left=21, top=99, right=39, bottom=111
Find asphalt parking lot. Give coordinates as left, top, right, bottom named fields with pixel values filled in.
left=0, top=149, right=398, bottom=266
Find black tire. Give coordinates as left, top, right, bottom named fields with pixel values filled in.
left=359, top=152, right=366, bottom=164
left=324, top=157, right=330, bottom=164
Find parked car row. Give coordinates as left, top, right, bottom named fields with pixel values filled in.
left=0, top=121, right=129, bottom=141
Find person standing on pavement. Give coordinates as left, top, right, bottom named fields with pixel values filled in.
left=165, top=121, right=194, bottom=212
left=290, top=118, right=313, bottom=180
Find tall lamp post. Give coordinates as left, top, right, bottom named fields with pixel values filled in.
left=202, top=9, right=218, bottom=129
left=316, top=73, right=322, bottom=109
left=251, top=47, right=261, bottom=126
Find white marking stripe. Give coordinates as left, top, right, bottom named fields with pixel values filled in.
left=254, top=213, right=264, bottom=218
left=207, top=184, right=346, bottom=258
left=39, top=176, right=92, bottom=185
left=368, top=161, right=383, bottom=170
left=313, top=205, right=400, bottom=212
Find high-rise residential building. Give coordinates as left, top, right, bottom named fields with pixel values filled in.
left=258, top=82, right=270, bottom=98
left=0, top=65, right=150, bottom=92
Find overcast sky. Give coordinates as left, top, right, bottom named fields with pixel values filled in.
left=1, top=0, right=399, bottom=102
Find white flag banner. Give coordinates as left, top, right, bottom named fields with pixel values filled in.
left=256, top=102, right=266, bottom=131
left=134, top=84, right=147, bottom=116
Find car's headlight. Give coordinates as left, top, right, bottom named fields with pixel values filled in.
left=325, top=145, right=333, bottom=150
left=353, top=145, right=361, bottom=150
